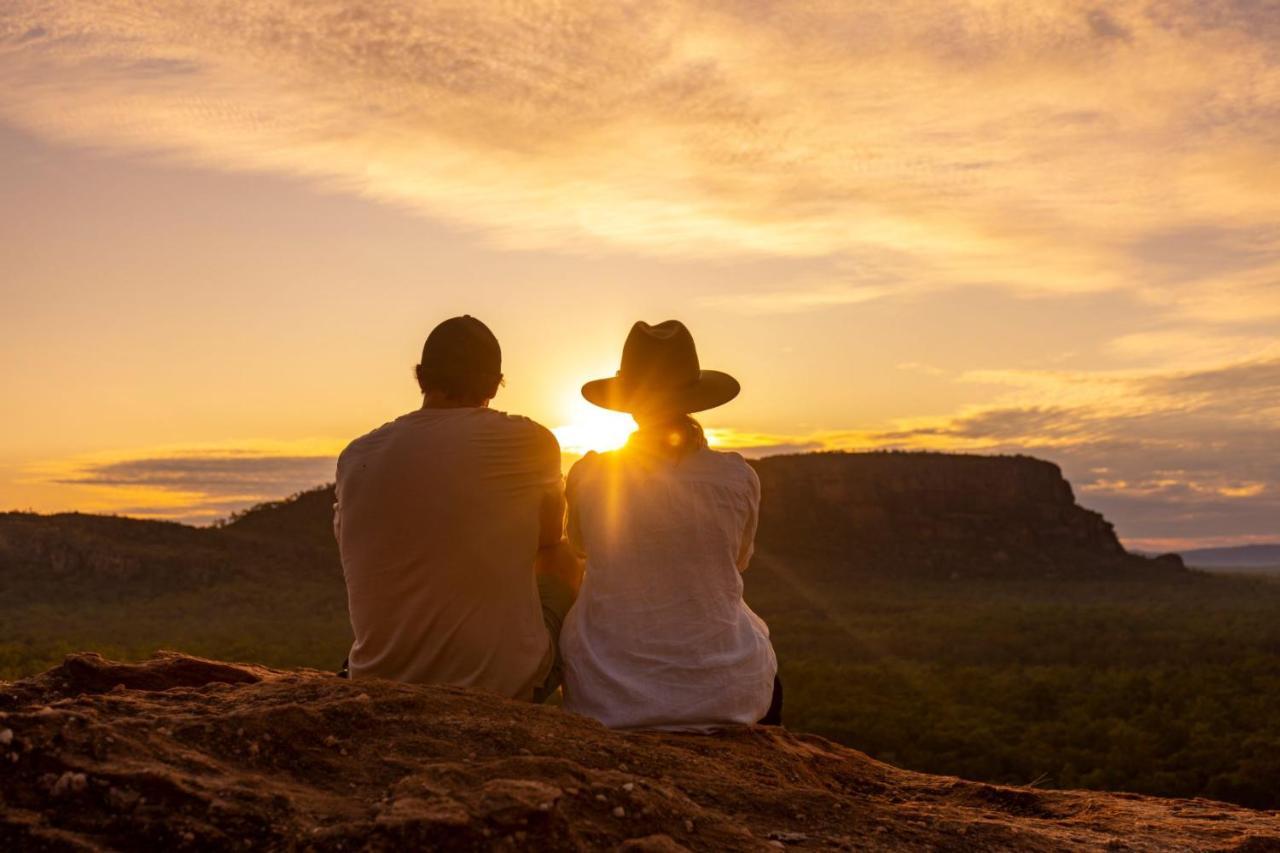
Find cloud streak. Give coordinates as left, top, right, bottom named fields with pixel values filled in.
left=41, top=449, right=336, bottom=524
left=1, top=0, right=1277, bottom=314
left=714, top=357, right=1280, bottom=551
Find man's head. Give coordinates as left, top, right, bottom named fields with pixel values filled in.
left=415, top=316, right=503, bottom=406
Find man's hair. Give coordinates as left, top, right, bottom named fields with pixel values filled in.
left=415, top=316, right=503, bottom=404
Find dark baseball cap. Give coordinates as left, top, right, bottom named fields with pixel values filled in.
left=419, top=315, right=502, bottom=380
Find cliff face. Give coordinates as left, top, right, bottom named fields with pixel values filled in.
left=2, top=652, right=1277, bottom=852
left=750, top=452, right=1169, bottom=577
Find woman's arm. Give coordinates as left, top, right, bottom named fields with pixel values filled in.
left=564, top=454, right=593, bottom=558
left=736, top=465, right=762, bottom=572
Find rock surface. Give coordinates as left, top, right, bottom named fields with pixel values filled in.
left=2, top=652, right=1277, bottom=851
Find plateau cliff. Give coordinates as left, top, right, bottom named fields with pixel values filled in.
left=751, top=452, right=1177, bottom=577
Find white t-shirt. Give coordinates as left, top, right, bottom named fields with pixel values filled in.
left=561, top=446, right=777, bottom=730
left=334, top=407, right=562, bottom=699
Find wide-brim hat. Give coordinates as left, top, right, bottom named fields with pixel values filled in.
left=582, top=320, right=740, bottom=414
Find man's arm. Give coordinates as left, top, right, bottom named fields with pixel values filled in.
left=535, top=481, right=583, bottom=594
left=539, top=485, right=566, bottom=549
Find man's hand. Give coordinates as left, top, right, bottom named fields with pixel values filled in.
left=535, top=539, right=585, bottom=596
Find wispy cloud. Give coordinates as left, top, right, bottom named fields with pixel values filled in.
left=30, top=445, right=337, bottom=524
left=693, top=357, right=1280, bottom=550
left=1, top=0, right=1277, bottom=316
left=56, top=454, right=336, bottom=493
left=700, top=282, right=896, bottom=315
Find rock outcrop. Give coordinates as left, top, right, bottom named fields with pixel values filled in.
left=2, top=652, right=1277, bottom=852
left=751, top=452, right=1173, bottom=577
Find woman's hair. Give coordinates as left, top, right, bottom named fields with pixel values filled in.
left=627, top=413, right=708, bottom=460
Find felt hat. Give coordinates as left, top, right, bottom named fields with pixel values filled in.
left=582, top=320, right=740, bottom=414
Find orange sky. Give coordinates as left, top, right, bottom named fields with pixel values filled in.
left=1, top=1, right=1278, bottom=550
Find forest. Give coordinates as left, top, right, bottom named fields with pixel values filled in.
left=746, top=557, right=1280, bottom=810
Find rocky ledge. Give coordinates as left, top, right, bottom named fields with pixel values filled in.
left=2, top=653, right=1278, bottom=851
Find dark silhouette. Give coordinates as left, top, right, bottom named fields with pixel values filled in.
left=560, top=320, right=781, bottom=729
left=333, top=316, right=581, bottom=701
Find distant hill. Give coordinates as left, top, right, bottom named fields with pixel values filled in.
left=0, top=497, right=348, bottom=679
left=1178, top=544, right=1280, bottom=573
left=751, top=451, right=1181, bottom=578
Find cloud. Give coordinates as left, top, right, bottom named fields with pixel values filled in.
left=0, top=0, right=1277, bottom=316
left=704, top=429, right=826, bottom=458
left=831, top=358, right=1280, bottom=549
left=689, top=357, right=1280, bottom=549
left=41, top=448, right=336, bottom=524
left=700, top=283, right=896, bottom=314
left=56, top=453, right=335, bottom=494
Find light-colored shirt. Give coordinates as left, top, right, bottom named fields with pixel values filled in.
left=334, top=407, right=561, bottom=699
left=561, top=446, right=777, bottom=730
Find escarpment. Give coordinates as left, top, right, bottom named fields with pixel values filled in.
left=750, top=452, right=1176, bottom=577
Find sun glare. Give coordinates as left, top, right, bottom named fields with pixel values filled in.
left=552, top=401, right=636, bottom=455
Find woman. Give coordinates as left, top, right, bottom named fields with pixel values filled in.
left=560, top=320, right=780, bottom=730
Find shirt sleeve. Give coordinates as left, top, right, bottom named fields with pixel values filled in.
left=565, top=454, right=594, bottom=558
left=529, top=422, right=564, bottom=486
left=736, top=463, right=762, bottom=572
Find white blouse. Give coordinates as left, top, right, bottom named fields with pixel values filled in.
left=561, top=446, right=777, bottom=730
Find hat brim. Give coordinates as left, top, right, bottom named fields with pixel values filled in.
left=581, top=370, right=740, bottom=414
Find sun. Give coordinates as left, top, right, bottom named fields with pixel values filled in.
left=552, top=400, right=636, bottom=455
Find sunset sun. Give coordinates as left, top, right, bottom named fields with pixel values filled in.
left=552, top=400, right=636, bottom=455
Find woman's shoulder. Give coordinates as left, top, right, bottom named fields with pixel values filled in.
left=693, top=448, right=760, bottom=490
left=566, top=450, right=609, bottom=491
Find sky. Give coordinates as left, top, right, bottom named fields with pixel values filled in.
left=1, top=0, right=1277, bottom=551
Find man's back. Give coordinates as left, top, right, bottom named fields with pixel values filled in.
left=335, top=406, right=562, bottom=698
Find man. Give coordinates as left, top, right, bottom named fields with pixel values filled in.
left=334, top=315, right=581, bottom=701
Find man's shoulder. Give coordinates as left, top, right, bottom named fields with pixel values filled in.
left=481, top=409, right=560, bottom=453
left=483, top=408, right=554, bottom=436
left=337, top=417, right=401, bottom=465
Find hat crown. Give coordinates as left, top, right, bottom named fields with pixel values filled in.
left=618, top=321, right=701, bottom=389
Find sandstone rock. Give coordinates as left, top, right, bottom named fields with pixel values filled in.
left=1, top=652, right=1277, bottom=851
left=751, top=452, right=1171, bottom=577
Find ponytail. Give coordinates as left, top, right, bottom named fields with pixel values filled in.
left=627, top=414, right=708, bottom=461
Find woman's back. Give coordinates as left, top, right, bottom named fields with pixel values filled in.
left=561, top=445, right=777, bottom=730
